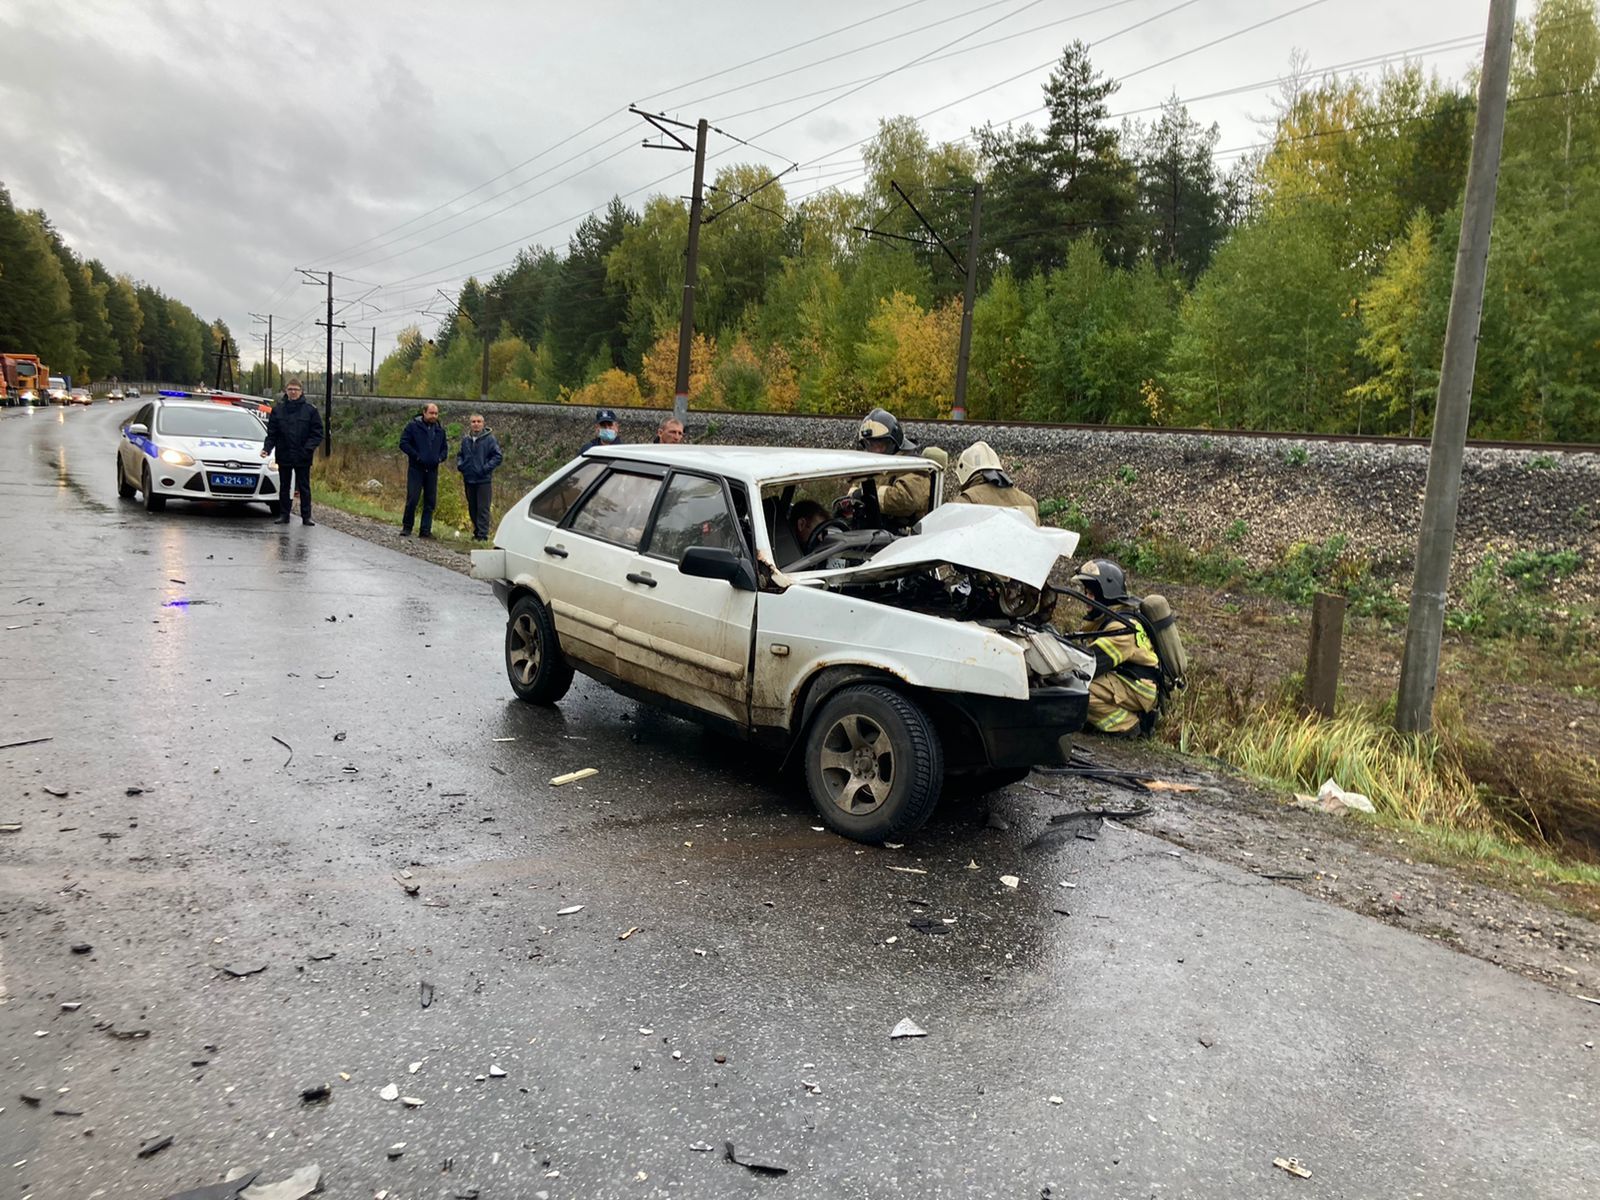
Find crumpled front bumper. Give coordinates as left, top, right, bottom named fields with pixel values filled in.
left=946, top=683, right=1090, bottom=769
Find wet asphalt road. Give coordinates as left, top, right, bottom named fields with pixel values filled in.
left=1, top=404, right=1597, bottom=1200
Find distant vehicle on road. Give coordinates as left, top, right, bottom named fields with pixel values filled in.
left=126, top=386, right=141, bottom=399
left=67, top=387, right=93, bottom=406
left=116, top=397, right=280, bottom=513
left=0, top=353, right=48, bottom=407
left=471, top=446, right=1095, bottom=844
left=47, top=375, right=69, bottom=404
left=107, top=388, right=124, bottom=401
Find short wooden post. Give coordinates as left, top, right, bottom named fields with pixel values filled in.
left=1303, top=592, right=1346, bottom=718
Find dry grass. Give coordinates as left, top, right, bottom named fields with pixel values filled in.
left=312, top=443, right=491, bottom=538
left=1164, top=673, right=1600, bottom=888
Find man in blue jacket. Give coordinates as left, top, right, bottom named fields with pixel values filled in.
left=455, top=412, right=503, bottom=542
left=399, top=403, right=449, bottom=537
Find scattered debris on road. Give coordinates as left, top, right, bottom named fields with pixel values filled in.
left=298, top=1083, right=331, bottom=1105
left=887, top=865, right=927, bottom=875
left=550, top=768, right=598, bottom=786
left=1273, top=1156, right=1313, bottom=1179
left=137, top=1133, right=174, bottom=1158
left=222, top=963, right=267, bottom=978
left=163, top=1170, right=260, bottom=1199
left=690, top=1141, right=714, bottom=1152
left=0, top=736, right=53, bottom=751
left=556, top=905, right=585, bottom=916
left=239, top=1163, right=321, bottom=1199
left=44, top=786, right=68, bottom=797
left=379, top=1083, right=399, bottom=1102
left=890, top=1018, right=927, bottom=1039
left=618, top=926, right=639, bottom=940
left=270, top=735, right=294, bottom=769
left=724, top=1142, right=789, bottom=1177
left=419, top=981, right=435, bottom=1009
left=1000, top=874, right=1020, bottom=889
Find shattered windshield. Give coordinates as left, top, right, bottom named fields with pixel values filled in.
left=761, top=467, right=936, bottom=570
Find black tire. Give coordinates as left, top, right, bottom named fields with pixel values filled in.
left=803, top=684, right=943, bottom=844
left=505, top=594, right=573, bottom=705
left=943, top=767, right=1031, bottom=799
left=141, top=465, right=166, bottom=512
left=116, top=457, right=136, bottom=499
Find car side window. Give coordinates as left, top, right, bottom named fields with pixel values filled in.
left=646, top=473, right=740, bottom=564
left=528, top=460, right=604, bottom=524
left=566, top=470, right=663, bottom=550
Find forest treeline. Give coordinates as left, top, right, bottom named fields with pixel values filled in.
left=378, top=0, right=1600, bottom=443
left=0, top=187, right=236, bottom=387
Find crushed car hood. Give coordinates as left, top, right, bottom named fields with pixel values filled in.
left=805, top=504, right=1080, bottom=589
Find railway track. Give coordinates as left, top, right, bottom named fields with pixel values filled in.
left=340, top=394, right=1600, bottom=456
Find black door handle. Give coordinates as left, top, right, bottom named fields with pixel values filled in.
left=626, top=572, right=657, bottom=588
left=544, top=544, right=569, bottom=558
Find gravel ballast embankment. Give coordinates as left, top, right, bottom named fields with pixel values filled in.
left=333, top=396, right=1600, bottom=604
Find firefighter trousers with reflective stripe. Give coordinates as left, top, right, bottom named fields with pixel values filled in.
left=1088, top=672, right=1159, bottom=736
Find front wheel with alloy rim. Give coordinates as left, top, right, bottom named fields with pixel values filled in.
left=141, top=465, right=165, bottom=512
left=116, top=457, right=135, bottom=499
left=803, top=684, right=943, bottom=844
left=505, top=594, right=574, bottom=704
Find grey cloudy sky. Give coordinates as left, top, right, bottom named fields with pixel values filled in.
left=2, top=0, right=1490, bottom=371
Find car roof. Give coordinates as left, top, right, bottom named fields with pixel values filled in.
left=581, top=444, right=938, bottom=487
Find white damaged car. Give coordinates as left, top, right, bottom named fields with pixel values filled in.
left=117, top=397, right=281, bottom=513
left=471, top=446, right=1096, bottom=843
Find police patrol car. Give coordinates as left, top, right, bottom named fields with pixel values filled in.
left=116, top=395, right=280, bottom=513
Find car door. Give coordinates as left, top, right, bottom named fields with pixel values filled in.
left=616, top=471, right=757, bottom=727
left=539, top=463, right=665, bottom=679
left=122, top=403, right=155, bottom=478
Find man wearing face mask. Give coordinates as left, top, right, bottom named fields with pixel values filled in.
left=581, top=408, right=621, bottom=451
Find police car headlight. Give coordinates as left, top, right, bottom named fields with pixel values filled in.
left=160, top=448, right=195, bottom=466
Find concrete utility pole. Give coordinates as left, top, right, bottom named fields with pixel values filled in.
left=952, top=182, right=983, bottom=423
left=480, top=300, right=494, bottom=405
left=1395, top=0, right=1516, bottom=735
left=369, top=327, right=377, bottom=395
left=250, top=313, right=273, bottom=393
left=632, top=108, right=708, bottom=422
left=304, top=269, right=345, bottom=457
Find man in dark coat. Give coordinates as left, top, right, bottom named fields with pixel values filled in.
left=580, top=408, right=619, bottom=451
left=260, top=379, right=324, bottom=525
left=455, top=412, right=503, bottom=542
left=399, top=402, right=450, bottom=537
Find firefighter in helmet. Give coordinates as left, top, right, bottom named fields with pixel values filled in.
left=841, top=407, right=933, bottom=530
left=953, top=440, right=1038, bottom=524
left=1074, top=559, right=1161, bottom=736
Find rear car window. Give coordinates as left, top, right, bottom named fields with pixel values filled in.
left=155, top=406, right=265, bottom=439
left=528, top=460, right=604, bottom=524
left=566, top=470, right=662, bottom=550
left=646, top=473, right=741, bottom=563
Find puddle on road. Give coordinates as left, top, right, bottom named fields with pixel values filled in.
left=47, top=444, right=111, bottom=513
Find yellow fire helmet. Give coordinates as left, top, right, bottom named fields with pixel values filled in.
left=955, top=440, right=1003, bottom=488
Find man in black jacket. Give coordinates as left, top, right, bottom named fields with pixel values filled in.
left=399, top=403, right=449, bottom=537
left=260, top=379, right=324, bottom=525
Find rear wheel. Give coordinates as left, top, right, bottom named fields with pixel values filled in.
left=505, top=594, right=573, bottom=704
left=141, top=465, right=165, bottom=512
left=116, top=456, right=135, bottom=499
left=804, top=685, right=943, bottom=844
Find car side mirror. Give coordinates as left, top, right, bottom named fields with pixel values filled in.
left=127, top=423, right=149, bottom=436
left=679, top=546, right=756, bottom=591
